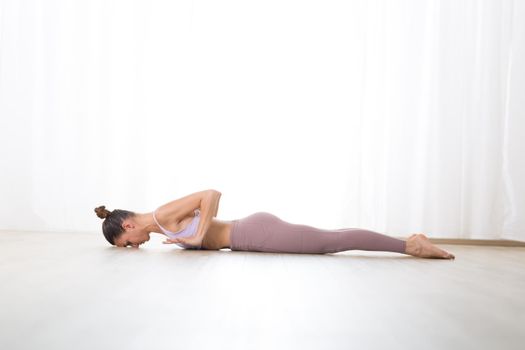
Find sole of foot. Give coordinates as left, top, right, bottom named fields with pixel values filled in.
left=406, top=233, right=455, bottom=259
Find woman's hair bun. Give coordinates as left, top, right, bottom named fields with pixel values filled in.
left=94, top=205, right=112, bottom=219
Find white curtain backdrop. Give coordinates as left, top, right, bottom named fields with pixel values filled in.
left=1, top=0, right=524, bottom=241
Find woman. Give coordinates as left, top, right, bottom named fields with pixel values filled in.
left=94, top=189, right=455, bottom=259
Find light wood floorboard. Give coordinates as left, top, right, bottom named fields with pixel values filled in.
left=0, top=231, right=524, bottom=350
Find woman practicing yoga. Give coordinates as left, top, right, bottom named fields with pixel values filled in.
left=94, top=189, right=455, bottom=259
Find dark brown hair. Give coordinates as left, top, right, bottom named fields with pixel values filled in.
left=94, top=205, right=135, bottom=245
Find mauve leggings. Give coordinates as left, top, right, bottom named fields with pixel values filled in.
left=230, top=212, right=407, bottom=254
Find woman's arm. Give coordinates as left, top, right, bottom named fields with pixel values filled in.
left=195, top=190, right=221, bottom=237
left=157, top=189, right=215, bottom=223
left=165, top=190, right=221, bottom=248
left=212, top=191, right=221, bottom=217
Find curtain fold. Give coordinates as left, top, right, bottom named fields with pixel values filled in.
left=0, top=0, right=523, bottom=241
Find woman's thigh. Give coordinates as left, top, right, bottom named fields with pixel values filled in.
left=232, top=212, right=336, bottom=254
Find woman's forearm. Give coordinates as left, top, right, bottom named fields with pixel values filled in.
left=195, top=191, right=221, bottom=240
left=212, top=191, right=221, bottom=217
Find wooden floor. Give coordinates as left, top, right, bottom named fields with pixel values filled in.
left=0, top=231, right=524, bottom=350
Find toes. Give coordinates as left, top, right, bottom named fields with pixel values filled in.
left=441, top=250, right=455, bottom=259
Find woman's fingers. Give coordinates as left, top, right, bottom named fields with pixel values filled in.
left=163, top=238, right=184, bottom=244
left=174, top=236, right=201, bottom=248
left=163, top=236, right=202, bottom=248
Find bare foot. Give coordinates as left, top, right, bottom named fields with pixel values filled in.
left=405, top=233, right=455, bottom=259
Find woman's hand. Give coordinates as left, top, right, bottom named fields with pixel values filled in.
left=162, top=235, right=204, bottom=249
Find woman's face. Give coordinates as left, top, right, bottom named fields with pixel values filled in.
left=115, top=220, right=151, bottom=248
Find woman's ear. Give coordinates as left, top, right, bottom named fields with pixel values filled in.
left=121, top=220, right=134, bottom=231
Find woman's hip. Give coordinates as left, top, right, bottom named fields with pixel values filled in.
left=230, top=212, right=282, bottom=251
left=230, top=212, right=326, bottom=253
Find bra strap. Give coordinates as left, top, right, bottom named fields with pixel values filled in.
left=152, top=208, right=167, bottom=233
